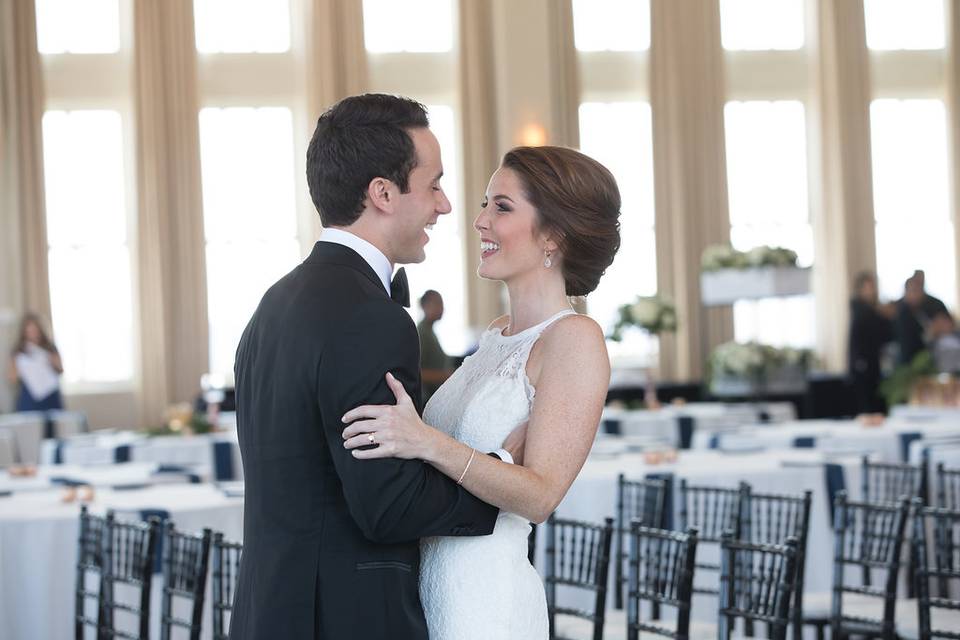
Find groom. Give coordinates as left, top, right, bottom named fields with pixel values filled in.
left=229, top=94, right=512, bottom=639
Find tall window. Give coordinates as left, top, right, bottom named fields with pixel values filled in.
left=573, top=0, right=657, bottom=365
left=362, top=0, right=470, bottom=353
left=721, top=0, right=815, bottom=348
left=194, top=0, right=305, bottom=376
left=36, top=0, right=136, bottom=387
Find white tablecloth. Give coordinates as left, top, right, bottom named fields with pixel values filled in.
left=0, top=484, right=244, bottom=640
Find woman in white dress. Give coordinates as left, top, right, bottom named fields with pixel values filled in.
left=341, top=145, right=622, bottom=639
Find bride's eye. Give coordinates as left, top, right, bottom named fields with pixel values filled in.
left=480, top=199, right=488, bottom=209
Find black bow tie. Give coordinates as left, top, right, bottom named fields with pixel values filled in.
left=391, top=268, right=410, bottom=307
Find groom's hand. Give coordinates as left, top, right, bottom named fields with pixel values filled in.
left=501, top=422, right=528, bottom=466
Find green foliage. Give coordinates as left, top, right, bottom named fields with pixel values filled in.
left=879, top=350, right=937, bottom=408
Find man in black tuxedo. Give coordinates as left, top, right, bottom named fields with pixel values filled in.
left=229, top=94, right=511, bottom=639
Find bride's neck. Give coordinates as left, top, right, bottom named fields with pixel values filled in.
left=504, top=271, right=571, bottom=334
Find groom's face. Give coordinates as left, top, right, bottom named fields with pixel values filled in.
left=390, top=127, right=452, bottom=264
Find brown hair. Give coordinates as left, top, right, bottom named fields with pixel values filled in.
left=13, top=312, right=57, bottom=355
left=501, top=146, right=621, bottom=296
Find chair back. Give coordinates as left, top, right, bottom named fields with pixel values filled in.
left=211, top=532, right=243, bottom=640
left=861, top=456, right=924, bottom=506
left=100, top=511, right=161, bottom=640
left=615, top=475, right=667, bottom=608
left=936, top=464, right=960, bottom=511
left=829, top=491, right=910, bottom=640
left=913, top=505, right=960, bottom=640
left=75, top=505, right=107, bottom=640
left=678, top=480, right=746, bottom=595
left=160, top=522, right=212, bottom=640
left=545, top=514, right=615, bottom=640
left=626, top=524, right=698, bottom=640
left=741, top=489, right=812, bottom=640
left=719, top=534, right=799, bottom=640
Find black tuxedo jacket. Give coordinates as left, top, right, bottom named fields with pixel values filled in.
left=229, top=241, right=498, bottom=639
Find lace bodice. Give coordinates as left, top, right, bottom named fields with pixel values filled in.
left=418, top=309, right=575, bottom=640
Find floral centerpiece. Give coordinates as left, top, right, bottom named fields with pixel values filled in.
left=608, top=294, right=678, bottom=342
left=709, top=341, right=813, bottom=396
left=701, top=245, right=800, bottom=272
left=145, top=402, right=214, bottom=436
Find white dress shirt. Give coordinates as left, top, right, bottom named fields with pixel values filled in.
left=318, top=227, right=393, bottom=294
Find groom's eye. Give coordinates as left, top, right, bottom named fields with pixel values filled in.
left=480, top=199, right=488, bottom=208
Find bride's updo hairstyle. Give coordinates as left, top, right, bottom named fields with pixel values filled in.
left=501, top=146, right=622, bottom=297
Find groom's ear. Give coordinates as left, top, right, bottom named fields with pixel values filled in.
left=366, top=177, right=397, bottom=214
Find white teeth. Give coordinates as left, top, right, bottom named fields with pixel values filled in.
left=425, top=223, right=435, bottom=230
left=480, top=241, right=500, bottom=252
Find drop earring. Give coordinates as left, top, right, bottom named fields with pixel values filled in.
left=544, top=251, right=553, bottom=269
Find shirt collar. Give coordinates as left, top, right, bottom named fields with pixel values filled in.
left=318, top=228, right=393, bottom=294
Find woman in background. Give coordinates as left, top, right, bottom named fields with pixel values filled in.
left=7, top=312, right=64, bottom=415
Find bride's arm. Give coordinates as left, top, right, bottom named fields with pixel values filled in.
left=341, top=315, right=609, bottom=523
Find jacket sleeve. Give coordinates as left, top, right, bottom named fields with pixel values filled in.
left=317, top=297, right=499, bottom=544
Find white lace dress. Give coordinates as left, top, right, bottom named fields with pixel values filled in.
left=419, top=309, right=576, bottom=640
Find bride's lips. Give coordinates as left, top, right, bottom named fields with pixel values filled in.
left=480, top=238, right=499, bottom=260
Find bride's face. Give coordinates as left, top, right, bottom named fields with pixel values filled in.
left=473, top=167, right=554, bottom=283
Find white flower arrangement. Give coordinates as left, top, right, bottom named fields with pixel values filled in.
left=701, top=244, right=800, bottom=272
left=709, top=340, right=813, bottom=395
left=608, top=294, right=678, bottom=342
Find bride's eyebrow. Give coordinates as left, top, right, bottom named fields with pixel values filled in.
left=492, top=194, right=514, bottom=203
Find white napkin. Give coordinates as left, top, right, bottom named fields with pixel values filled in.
left=15, top=344, right=60, bottom=401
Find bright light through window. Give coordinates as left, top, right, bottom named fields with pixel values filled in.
left=725, top=100, right=815, bottom=348
left=42, top=110, right=134, bottom=383
left=579, top=102, right=658, bottom=364
left=871, top=99, right=955, bottom=309
left=720, top=0, right=805, bottom=51
left=36, top=0, right=120, bottom=54
left=194, top=0, right=291, bottom=53
left=864, top=0, right=945, bottom=50
left=362, top=0, right=453, bottom=53
left=402, top=105, right=469, bottom=354
left=199, top=107, right=301, bottom=375
left=572, top=0, right=650, bottom=52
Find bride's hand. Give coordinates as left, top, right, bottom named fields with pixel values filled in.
left=341, top=373, right=437, bottom=460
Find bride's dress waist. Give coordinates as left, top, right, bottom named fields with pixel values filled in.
left=422, top=512, right=531, bottom=557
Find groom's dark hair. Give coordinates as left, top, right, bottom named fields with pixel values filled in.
left=306, top=93, right=429, bottom=227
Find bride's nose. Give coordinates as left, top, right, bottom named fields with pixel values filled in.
left=474, top=210, right=489, bottom=232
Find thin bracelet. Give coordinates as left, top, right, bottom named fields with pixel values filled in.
left=457, top=448, right=477, bottom=485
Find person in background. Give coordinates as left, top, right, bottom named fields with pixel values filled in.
left=417, top=289, right=454, bottom=402
left=7, top=313, right=64, bottom=421
left=895, top=275, right=928, bottom=366
left=848, top=271, right=894, bottom=414
left=928, top=311, right=960, bottom=374
left=913, top=269, right=949, bottom=319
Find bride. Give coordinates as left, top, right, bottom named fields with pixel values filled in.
left=341, top=145, right=622, bottom=639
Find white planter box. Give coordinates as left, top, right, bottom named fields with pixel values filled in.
left=700, top=267, right=811, bottom=306
left=710, top=364, right=808, bottom=397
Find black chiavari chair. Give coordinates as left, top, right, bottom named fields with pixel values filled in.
left=159, top=522, right=212, bottom=640
left=719, top=533, right=799, bottom=640
left=545, top=514, right=615, bottom=640
left=75, top=505, right=107, bottom=640
left=100, top=511, right=161, bottom=640
left=912, top=505, right=960, bottom=640
left=861, top=456, right=924, bottom=507
left=615, top=475, right=667, bottom=609
left=626, top=523, right=698, bottom=640
left=211, top=533, right=243, bottom=640
left=678, top=480, right=745, bottom=596
left=828, top=491, right=911, bottom=640
left=740, top=488, right=812, bottom=640
left=936, top=464, right=960, bottom=511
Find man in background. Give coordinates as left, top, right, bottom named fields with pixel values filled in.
left=417, top=289, right=453, bottom=402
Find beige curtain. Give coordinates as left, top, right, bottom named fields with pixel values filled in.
left=811, top=0, right=876, bottom=372
left=650, top=0, right=733, bottom=381
left=459, top=0, right=504, bottom=328
left=0, top=0, right=50, bottom=325
left=306, top=0, right=367, bottom=121
left=133, top=0, right=209, bottom=427
left=546, top=0, right=580, bottom=150
left=948, top=0, right=960, bottom=313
